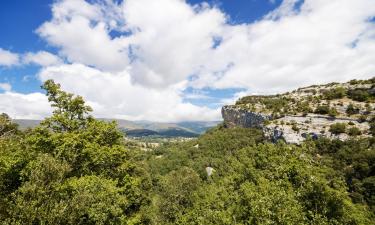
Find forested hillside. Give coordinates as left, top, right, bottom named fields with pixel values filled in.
left=0, top=80, right=374, bottom=224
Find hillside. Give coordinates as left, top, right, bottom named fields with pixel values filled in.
left=15, top=118, right=220, bottom=137
left=1, top=79, right=374, bottom=224
left=223, top=78, right=375, bottom=144
left=124, top=128, right=199, bottom=138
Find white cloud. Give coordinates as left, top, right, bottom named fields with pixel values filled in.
left=192, top=0, right=375, bottom=93
left=3, top=0, right=375, bottom=121
left=0, top=83, right=11, bottom=92
left=36, top=0, right=375, bottom=93
left=36, top=0, right=130, bottom=71
left=0, top=48, right=19, bottom=66
left=38, top=63, right=220, bottom=122
left=23, top=51, right=62, bottom=66
left=0, top=92, right=50, bottom=119
left=123, top=0, right=226, bottom=88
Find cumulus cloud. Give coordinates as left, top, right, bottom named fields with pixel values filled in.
left=36, top=0, right=375, bottom=93
left=0, top=92, right=50, bottom=119
left=38, top=63, right=221, bottom=122
left=36, top=0, right=130, bottom=71
left=0, top=48, right=19, bottom=66
left=23, top=51, right=62, bottom=66
left=192, top=0, right=375, bottom=93
left=2, top=0, right=375, bottom=121
left=0, top=83, right=11, bottom=92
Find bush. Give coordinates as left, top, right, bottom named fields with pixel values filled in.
left=315, top=105, right=330, bottom=114
left=323, top=87, right=346, bottom=100
left=346, top=104, right=360, bottom=116
left=328, top=108, right=338, bottom=117
left=358, top=115, right=367, bottom=123
left=347, top=127, right=361, bottom=136
left=329, top=123, right=347, bottom=134
left=292, top=124, right=299, bottom=132
left=348, top=89, right=370, bottom=102
left=370, top=121, right=375, bottom=136
left=349, top=79, right=360, bottom=85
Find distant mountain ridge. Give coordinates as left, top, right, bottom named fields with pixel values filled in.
left=14, top=118, right=221, bottom=137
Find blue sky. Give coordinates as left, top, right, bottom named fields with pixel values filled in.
left=0, top=0, right=374, bottom=121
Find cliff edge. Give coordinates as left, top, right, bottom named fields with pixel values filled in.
left=222, top=78, right=375, bottom=144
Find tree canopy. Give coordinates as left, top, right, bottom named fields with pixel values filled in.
left=0, top=80, right=374, bottom=224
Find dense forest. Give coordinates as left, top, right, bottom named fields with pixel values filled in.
left=0, top=80, right=374, bottom=224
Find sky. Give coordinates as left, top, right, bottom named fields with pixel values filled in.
left=0, top=0, right=374, bottom=122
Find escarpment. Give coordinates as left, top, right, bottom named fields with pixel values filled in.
left=221, top=105, right=272, bottom=128
left=222, top=78, right=375, bottom=144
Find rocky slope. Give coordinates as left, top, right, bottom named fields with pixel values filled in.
left=222, top=78, right=375, bottom=144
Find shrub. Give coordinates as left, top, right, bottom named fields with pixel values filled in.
left=347, top=89, right=370, bottom=102
left=329, top=123, right=346, bottom=134
left=347, top=127, right=361, bottom=136
left=314, top=105, right=330, bottom=114
left=328, top=108, right=338, bottom=117
left=323, top=87, right=346, bottom=100
left=358, top=115, right=367, bottom=123
left=292, top=124, right=299, bottom=132
left=346, top=104, right=360, bottom=116
left=370, top=122, right=375, bottom=136
left=349, top=79, right=360, bottom=85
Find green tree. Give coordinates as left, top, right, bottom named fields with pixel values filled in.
left=3, top=80, right=149, bottom=224
left=157, top=167, right=201, bottom=223
left=0, top=113, right=19, bottom=137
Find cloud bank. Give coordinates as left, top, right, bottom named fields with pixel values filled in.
left=1, top=0, right=374, bottom=121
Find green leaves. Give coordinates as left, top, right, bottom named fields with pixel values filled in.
left=41, top=79, right=93, bottom=132
left=1, top=79, right=374, bottom=224
left=0, top=80, right=148, bottom=224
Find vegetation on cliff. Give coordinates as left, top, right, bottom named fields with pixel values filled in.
left=227, top=78, right=375, bottom=143
left=235, top=78, right=375, bottom=118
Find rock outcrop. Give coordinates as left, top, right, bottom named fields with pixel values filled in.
left=221, top=78, right=374, bottom=144
left=223, top=106, right=371, bottom=144
left=221, top=105, right=272, bottom=128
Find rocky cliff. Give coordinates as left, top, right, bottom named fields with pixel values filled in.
left=222, top=78, right=375, bottom=144
left=221, top=105, right=272, bottom=128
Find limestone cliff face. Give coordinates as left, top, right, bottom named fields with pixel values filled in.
left=221, top=105, right=272, bottom=128
left=221, top=78, right=374, bottom=144
left=222, top=105, right=371, bottom=144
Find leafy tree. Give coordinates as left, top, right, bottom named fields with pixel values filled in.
left=0, top=113, right=19, bottom=137
left=1, top=80, right=149, bottom=224
left=157, top=167, right=201, bottom=223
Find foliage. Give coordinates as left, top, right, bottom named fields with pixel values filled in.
left=347, top=89, right=372, bottom=102
left=0, top=80, right=148, bottom=224
left=323, top=87, right=347, bottom=100
left=0, top=113, right=19, bottom=137
left=314, top=105, right=330, bottom=114
left=1, top=79, right=374, bottom=224
left=328, top=107, right=338, bottom=117
left=346, top=104, right=360, bottom=116
left=312, top=138, right=375, bottom=214
left=347, top=127, right=361, bottom=136
left=329, top=123, right=347, bottom=134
